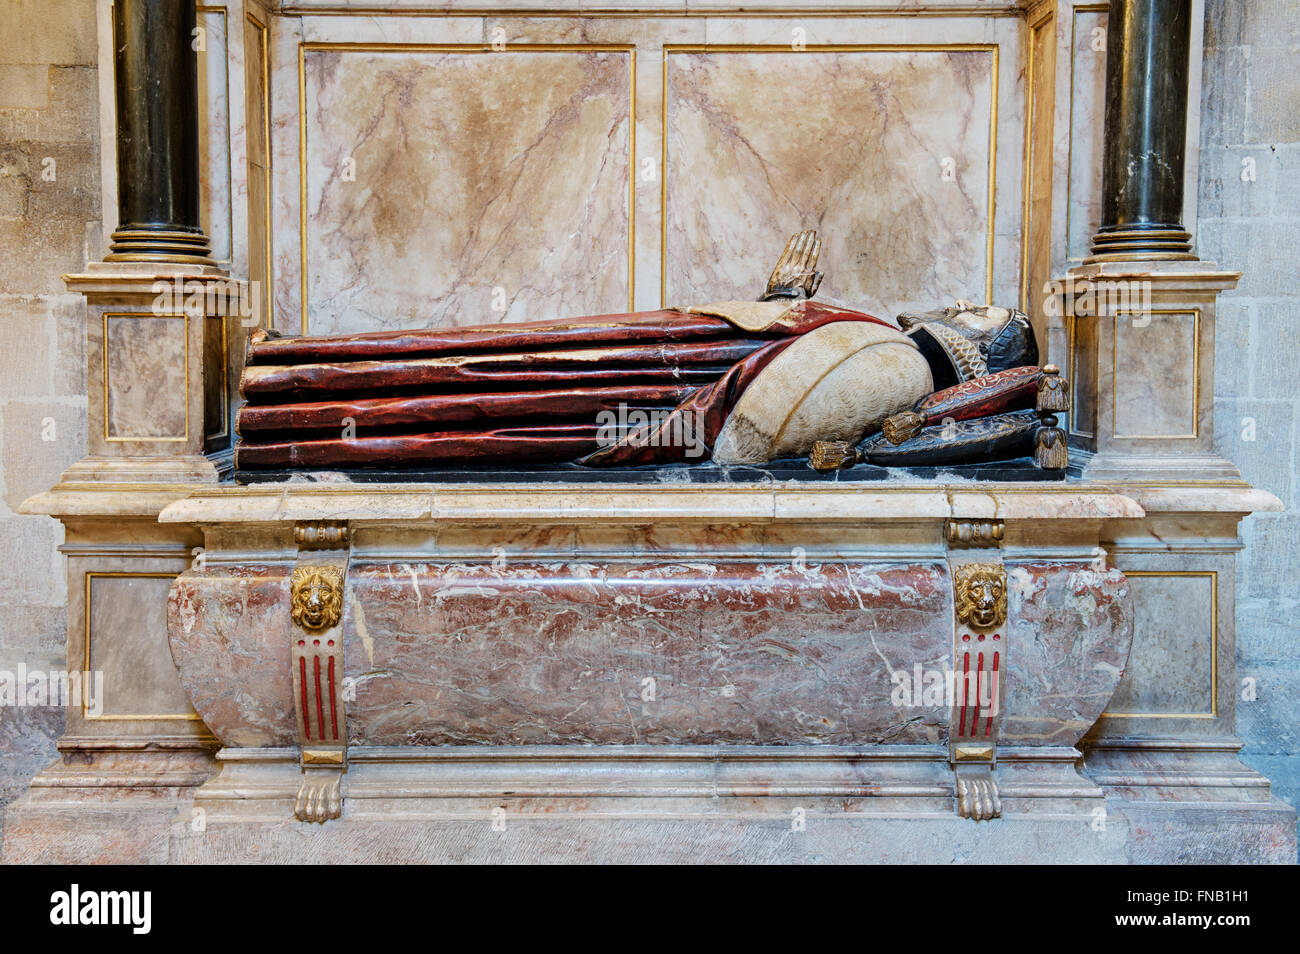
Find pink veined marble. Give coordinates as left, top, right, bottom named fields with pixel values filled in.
left=167, top=560, right=1132, bottom=749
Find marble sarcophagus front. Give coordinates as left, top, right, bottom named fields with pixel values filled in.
left=161, top=482, right=1138, bottom=839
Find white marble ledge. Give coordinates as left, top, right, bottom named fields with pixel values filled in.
left=1059, top=261, right=1242, bottom=294
left=27, top=477, right=1278, bottom=524
left=157, top=481, right=1145, bottom=526
left=1119, top=484, right=1283, bottom=515
left=22, top=483, right=215, bottom=518
left=63, top=261, right=235, bottom=296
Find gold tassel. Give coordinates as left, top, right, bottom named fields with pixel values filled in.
left=1035, top=422, right=1069, bottom=470
left=882, top=410, right=926, bottom=445
left=1036, top=364, right=1070, bottom=414
left=809, top=440, right=860, bottom=471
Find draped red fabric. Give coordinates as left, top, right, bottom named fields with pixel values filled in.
left=234, top=301, right=894, bottom=470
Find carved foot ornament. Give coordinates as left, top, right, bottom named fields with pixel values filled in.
left=954, top=760, right=1002, bottom=821
left=290, top=524, right=350, bottom=823
left=1033, top=365, right=1071, bottom=470
left=294, top=762, right=343, bottom=823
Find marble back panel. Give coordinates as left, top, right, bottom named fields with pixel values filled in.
left=103, top=314, right=189, bottom=441
left=1105, top=571, right=1216, bottom=719
left=264, top=12, right=1031, bottom=335
left=663, top=48, right=995, bottom=318
left=89, top=574, right=198, bottom=720
left=300, top=47, right=634, bottom=334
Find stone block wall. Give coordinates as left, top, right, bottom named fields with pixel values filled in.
left=0, top=0, right=98, bottom=815
left=1200, top=0, right=1300, bottom=833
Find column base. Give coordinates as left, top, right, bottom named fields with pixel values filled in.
left=0, top=744, right=216, bottom=865
left=106, top=227, right=214, bottom=267
left=42, top=453, right=232, bottom=487
left=1084, top=740, right=1297, bottom=864
left=1074, top=448, right=1246, bottom=484
left=1085, top=226, right=1195, bottom=264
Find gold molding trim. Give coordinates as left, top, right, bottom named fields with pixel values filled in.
left=1100, top=569, right=1219, bottom=720
left=1019, top=3, right=1053, bottom=316
left=102, top=312, right=190, bottom=444
left=1066, top=313, right=1095, bottom=439
left=296, top=41, right=637, bottom=334
left=1111, top=308, right=1201, bottom=440
left=659, top=43, right=1001, bottom=309
left=1064, top=3, right=1108, bottom=264
left=82, top=571, right=203, bottom=722
left=1018, top=19, right=1034, bottom=313
left=197, top=5, right=235, bottom=268
left=247, top=9, right=274, bottom=330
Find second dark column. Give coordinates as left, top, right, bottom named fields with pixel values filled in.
left=1088, top=0, right=1197, bottom=262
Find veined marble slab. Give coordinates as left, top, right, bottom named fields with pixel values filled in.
left=300, top=46, right=634, bottom=334
left=664, top=47, right=995, bottom=318
left=167, top=556, right=1131, bottom=749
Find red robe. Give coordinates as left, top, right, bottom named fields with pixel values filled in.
left=235, top=301, right=892, bottom=470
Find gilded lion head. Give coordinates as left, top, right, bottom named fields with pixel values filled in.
left=290, top=565, right=344, bottom=631
left=954, top=563, right=1007, bottom=630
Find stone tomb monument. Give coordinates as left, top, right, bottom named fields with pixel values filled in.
left=2, top=0, right=1293, bottom=864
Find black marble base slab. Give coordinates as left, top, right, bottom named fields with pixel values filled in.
left=233, top=456, right=1068, bottom=485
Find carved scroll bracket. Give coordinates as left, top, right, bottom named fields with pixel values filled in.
left=946, top=552, right=1009, bottom=821
left=290, top=531, right=350, bottom=823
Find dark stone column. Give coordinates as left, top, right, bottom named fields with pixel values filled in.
left=106, top=0, right=213, bottom=264
left=1087, top=0, right=1196, bottom=262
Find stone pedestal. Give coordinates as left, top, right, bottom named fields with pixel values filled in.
left=1055, top=260, right=1241, bottom=482
left=8, top=479, right=1289, bottom=864
left=3, top=474, right=219, bottom=864
left=1043, top=256, right=1293, bottom=864
left=58, top=262, right=249, bottom=484
left=0, top=262, right=250, bottom=864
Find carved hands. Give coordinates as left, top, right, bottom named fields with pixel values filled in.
left=762, top=229, right=824, bottom=301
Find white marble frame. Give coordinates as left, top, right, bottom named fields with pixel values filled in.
left=293, top=38, right=638, bottom=334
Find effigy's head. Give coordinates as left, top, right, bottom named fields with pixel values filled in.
left=897, top=300, right=1038, bottom=390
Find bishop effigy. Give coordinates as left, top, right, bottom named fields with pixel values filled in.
left=235, top=231, right=1059, bottom=473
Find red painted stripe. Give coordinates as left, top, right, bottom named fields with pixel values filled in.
left=971, top=652, right=984, bottom=736
left=328, top=655, right=339, bottom=741
left=986, top=651, right=1000, bottom=737
left=313, top=656, right=324, bottom=741
left=298, top=656, right=310, bottom=735
left=959, top=650, right=970, bottom=736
